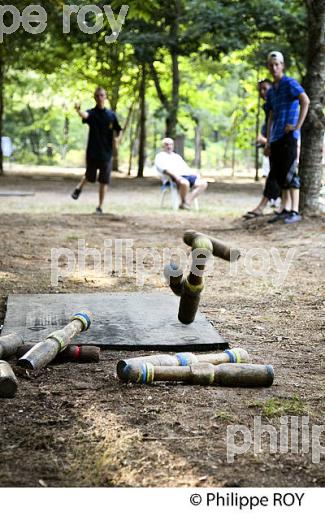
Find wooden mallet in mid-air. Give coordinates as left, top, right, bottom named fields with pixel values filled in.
left=165, top=230, right=241, bottom=324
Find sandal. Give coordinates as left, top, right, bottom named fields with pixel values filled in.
left=242, top=211, right=263, bottom=220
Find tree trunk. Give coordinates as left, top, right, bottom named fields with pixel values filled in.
left=137, top=65, right=146, bottom=178
left=255, top=86, right=261, bottom=181
left=109, top=83, right=120, bottom=173
left=61, top=114, right=69, bottom=160
left=166, top=2, right=180, bottom=139
left=223, top=136, right=231, bottom=167
left=0, top=49, right=4, bottom=176
left=153, top=120, right=158, bottom=157
left=111, top=87, right=119, bottom=172
left=174, top=134, right=185, bottom=157
left=26, top=105, right=41, bottom=157
left=299, top=0, right=325, bottom=212
left=165, top=50, right=180, bottom=138
left=121, top=101, right=136, bottom=144
left=128, top=111, right=139, bottom=177
left=194, top=117, right=202, bottom=169
left=231, top=134, right=237, bottom=177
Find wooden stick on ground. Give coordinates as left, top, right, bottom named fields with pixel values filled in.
left=17, top=311, right=91, bottom=370
left=17, top=344, right=100, bottom=364
left=117, top=348, right=250, bottom=381
left=0, top=333, right=24, bottom=360
left=0, top=361, right=18, bottom=398
left=119, top=362, right=274, bottom=388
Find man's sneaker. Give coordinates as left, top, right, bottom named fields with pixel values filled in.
left=71, top=188, right=81, bottom=200
left=267, top=209, right=289, bottom=224
left=95, top=207, right=103, bottom=215
left=284, top=211, right=302, bottom=224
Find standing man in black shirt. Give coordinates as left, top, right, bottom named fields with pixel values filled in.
left=71, top=87, right=122, bottom=214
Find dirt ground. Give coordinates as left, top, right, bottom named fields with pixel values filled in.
left=0, top=171, right=324, bottom=488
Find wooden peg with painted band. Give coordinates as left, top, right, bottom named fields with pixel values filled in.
left=0, top=333, right=24, bottom=360
left=17, top=344, right=100, bottom=364
left=0, top=361, right=18, bottom=398
left=165, top=233, right=239, bottom=325
left=164, top=263, right=184, bottom=296
left=117, top=348, right=250, bottom=381
left=17, top=311, right=92, bottom=370
left=119, top=362, right=274, bottom=387
left=183, top=230, right=241, bottom=262
left=178, top=235, right=213, bottom=324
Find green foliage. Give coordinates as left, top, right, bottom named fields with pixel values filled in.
left=1, top=0, right=309, bottom=171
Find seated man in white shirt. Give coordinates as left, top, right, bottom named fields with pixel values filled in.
left=155, top=137, right=208, bottom=209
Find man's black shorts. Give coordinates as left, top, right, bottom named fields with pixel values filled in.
left=181, top=175, right=198, bottom=188
left=263, top=171, right=281, bottom=201
left=269, top=133, right=300, bottom=190
left=85, top=158, right=112, bottom=185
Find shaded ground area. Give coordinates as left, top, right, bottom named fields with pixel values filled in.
left=0, top=173, right=324, bottom=487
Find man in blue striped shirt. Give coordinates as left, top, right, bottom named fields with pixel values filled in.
left=265, top=51, right=310, bottom=224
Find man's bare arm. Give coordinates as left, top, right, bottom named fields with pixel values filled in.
left=162, top=169, right=181, bottom=184
left=74, top=102, right=89, bottom=120
left=285, top=92, right=310, bottom=133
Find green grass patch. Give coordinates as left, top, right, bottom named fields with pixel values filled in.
left=261, top=395, right=306, bottom=418
left=213, top=410, right=234, bottom=422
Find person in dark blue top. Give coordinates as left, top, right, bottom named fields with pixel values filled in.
left=264, top=51, right=310, bottom=224
left=71, top=87, right=122, bottom=214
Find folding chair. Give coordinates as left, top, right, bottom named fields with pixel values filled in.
left=160, top=179, right=180, bottom=211
left=158, top=172, right=199, bottom=211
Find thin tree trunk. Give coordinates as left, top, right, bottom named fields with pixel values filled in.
left=255, top=83, right=261, bottom=181
left=109, top=71, right=121, bottom=173
left=153, top=120, right=158, bottom=157
left=0, top=49, right=4, bottom=176
left=194, top=117, right=202, bottom=169
left=231, top=133, right=237, bottom=177
left=223, top=136, right=231, bottom=167
left=224, top=110, right=239, bottom=169
left=128, top=111, right=139, bottom=177
left=148, top=2, right=181, bottom=140
left=299, top=0, right=325, bottom=212
left=174, top=134, right=185, bottom=157
left=121, top=101, right=136, bottom=144
left=165, top=50, right=180, bottom=138
left=26, top=105, right=41, bottom=157
left=137, top=65, right=146, bottom=178
left=61, top=114, right=69, bottom=160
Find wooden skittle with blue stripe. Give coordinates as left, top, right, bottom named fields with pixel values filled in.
left=117, top=348, right=249, bottom=382
left=17, top=311, right=92, bottom=371
left=120, top=362, right=274, bottom=388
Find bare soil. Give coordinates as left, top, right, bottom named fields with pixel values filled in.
left=0, top=172, right=324, bottom=487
